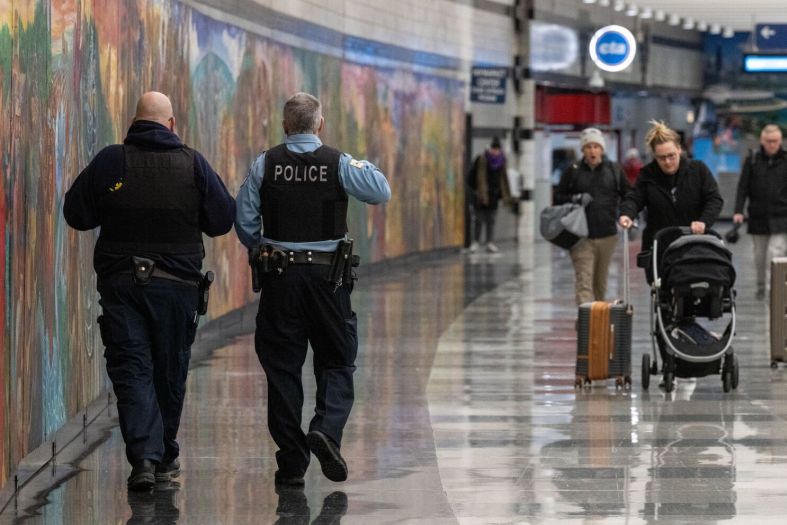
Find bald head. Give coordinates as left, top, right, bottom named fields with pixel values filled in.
left=134, top=91, right=175, bottom=129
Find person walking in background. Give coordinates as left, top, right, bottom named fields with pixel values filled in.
left=467, top=136, right=512, bottom=253
left=619, top=120, right=722, bottom=250
left=235, top=92, right=390, bottom=487
left=555, top=127, right=629, bottom=305
left=623, top=148, right=643, bottom=188
left=63, top=91, right=236, bottom=491
left=733, top=124, right=787, bottom=299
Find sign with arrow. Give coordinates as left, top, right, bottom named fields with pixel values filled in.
left=756, top=24, right=787, bottom=50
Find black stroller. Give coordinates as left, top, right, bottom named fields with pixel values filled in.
left=640, top=227, right=738, bottom=392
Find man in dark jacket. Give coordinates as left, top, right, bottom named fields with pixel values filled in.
left=555, top=128, right=629, bottom=305
left=733, top=124, right=787, bottom=299
left=63, top=91, right=236, bottom=490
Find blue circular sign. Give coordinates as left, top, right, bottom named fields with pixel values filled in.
left=589, top=25, right=637, bottom=72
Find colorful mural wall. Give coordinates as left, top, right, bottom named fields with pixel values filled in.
left=0, top=0, right=465, bottom=486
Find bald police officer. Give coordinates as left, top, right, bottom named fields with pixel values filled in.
left=235, top=92, right=390, bottom=486
left=64, top=91, right=236, bottom=490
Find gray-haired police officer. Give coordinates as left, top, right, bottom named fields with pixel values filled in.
left=235, top=92, right=391, bottom=486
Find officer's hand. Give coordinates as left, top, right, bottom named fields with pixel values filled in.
left=690, top=221, right=706, bottom=234
left=733, top=213, right=744, bottom=224
left=619, top=216, right=633, bottom=229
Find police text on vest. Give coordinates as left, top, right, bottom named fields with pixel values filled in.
left=274, top=164, right=328, bottom=182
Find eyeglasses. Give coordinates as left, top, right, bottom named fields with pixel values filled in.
left=655, top=152, right=679, bottom=162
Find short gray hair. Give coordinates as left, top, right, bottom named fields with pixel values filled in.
left=283, top=92, right=322, bottom=134
left=761, top=124, right=783, bottom=138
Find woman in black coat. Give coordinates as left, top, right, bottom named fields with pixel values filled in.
left=619, top=121, right=723, bottom=250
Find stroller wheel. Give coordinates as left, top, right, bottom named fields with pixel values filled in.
left=663, top=372, right=675, bottom=393
left=723, top=372, right=732, bottom=393
left=641, top=354, right=651, bottom=390
left=732, top=356, right=739, bottom=390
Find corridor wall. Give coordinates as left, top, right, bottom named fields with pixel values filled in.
left=0, top=0, right=466, bottom=487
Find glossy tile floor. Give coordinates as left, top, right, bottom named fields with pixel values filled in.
left=4, top=211, right=787, bottom=524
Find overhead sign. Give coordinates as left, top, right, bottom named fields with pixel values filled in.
left=470, top=66, right=508, bottom=104
left=589, top=25, right=637, bottom=73
left=755, top=24, right=787, bottom=50
left=743, top=54, right=787, bottom=73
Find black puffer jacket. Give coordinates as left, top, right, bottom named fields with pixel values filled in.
left=555, top=157, right=629, bottom=239
left=733, top=148, right=787, bottom=234
left=619, top=157, right=723, bottom=249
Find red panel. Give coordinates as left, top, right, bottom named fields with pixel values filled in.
left=536, top=88, right=611, bottom=126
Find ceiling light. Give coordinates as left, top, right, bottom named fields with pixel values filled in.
left=613, top=0, right=625, bottom=12
left=710, top=23, right=721, bottom=34
left=682, top=17, right=694, bottom=30
left=640, top=7, right=652, bottom=19
left=668, top=14, right=680, bottom=26
left=697, top=21, right=708, bottom=32
left=582, top=0, right=597, bottom=4
left=723, top=26, right=735, bottom=38
left=654, top=10, right=666, bottom=22
left=626, top=5, right=639, bottom=16
left=598, top=0, right=610, bottom=5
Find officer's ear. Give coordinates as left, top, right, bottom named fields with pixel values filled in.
left=315, top=116, right=324, bottom=135
left=282, top=120, right=289, bottom=136
left=168, top=116, right=176, bottom=132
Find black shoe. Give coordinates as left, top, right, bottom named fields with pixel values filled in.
left=275, top=471, right=305, bottom=487
left=275, top=484, right=309, bottom=524
left=306, top=431, right=348, bottom=482
left=155, top=458, right=181, bottom=482
left=128, top=459, right=156, bottom=491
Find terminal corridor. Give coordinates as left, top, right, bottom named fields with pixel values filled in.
left=4, top=214, right=786, bottom=524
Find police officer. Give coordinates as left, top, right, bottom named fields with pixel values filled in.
left=235, top=92, right=390, bottom=486
left=63, top=91, right=236, bottom=490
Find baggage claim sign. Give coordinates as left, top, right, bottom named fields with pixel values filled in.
left=589, top=25, right=637, bottom=72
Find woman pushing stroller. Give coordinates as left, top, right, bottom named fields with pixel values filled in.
left=618, top=121, right=732, bottom=391
left=618, top=120, right=723, bottom=249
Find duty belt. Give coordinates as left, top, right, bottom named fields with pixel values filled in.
left=284, top=250, right=334, bottom=265
left=116, top=267, right=200, bottom=287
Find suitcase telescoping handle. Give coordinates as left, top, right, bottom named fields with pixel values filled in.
left=623, top=227, right=630, bottom=306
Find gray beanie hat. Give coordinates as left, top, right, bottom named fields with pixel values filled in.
left=580, top=127, right=606, bottom=151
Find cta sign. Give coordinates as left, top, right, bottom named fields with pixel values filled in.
left=589, top=25, right=637, bottom=72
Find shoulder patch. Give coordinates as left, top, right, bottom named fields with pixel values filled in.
left=349, top=159, right=365, bottom=169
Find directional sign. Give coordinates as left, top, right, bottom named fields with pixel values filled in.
left=755, top=24, right=787, bottom=50
left=470, top=66, right=508, bottom=104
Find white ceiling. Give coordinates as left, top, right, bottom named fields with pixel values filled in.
left=588, top=1, right=787, bottom=33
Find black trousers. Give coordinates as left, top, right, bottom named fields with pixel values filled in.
left=255, top=264, right=358, bottom=477
left=98, top=275, right=199, bottom=465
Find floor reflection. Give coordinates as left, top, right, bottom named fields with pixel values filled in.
left=9, top=214, right=787, bottom=524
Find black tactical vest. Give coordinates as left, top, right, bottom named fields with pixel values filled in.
left=261, top=144, right=347, bottom=242
left=95, top=145, right=203, bottom=256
